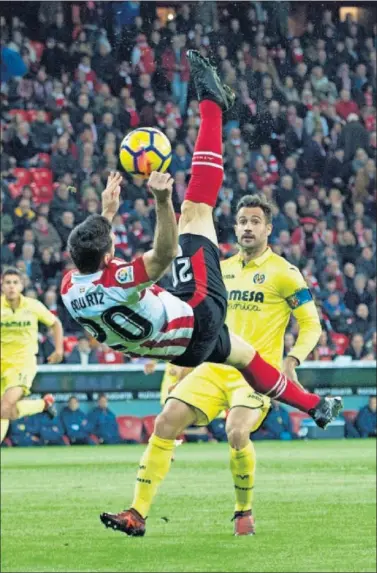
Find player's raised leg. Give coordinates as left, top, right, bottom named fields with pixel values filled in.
left=178, top=50, right=235, bottom=246
left=226, top=332, right=342, bottom=428
left=100, top=399, right=197, bottom=536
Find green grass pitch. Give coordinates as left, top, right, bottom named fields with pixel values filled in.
left=1, top=440, right=376, bottom=573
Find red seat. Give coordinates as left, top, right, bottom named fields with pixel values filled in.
left=116, top=416, right=143, bottom=443
left=330, top=332, right=350, bottom=355
left=9, top=109, right=30, bottom=122
left=343, top=410, right=357, bottom=423
left=142, top=415, right=157, bottom=441
left=13, top=167, right=32, bottom=186
left=38, top=153, right=51, bottom=167
left=29, top=168, right=53, bottom=187
left=289, top=412, right=310, bottom=434
left=31, top=182, right=54, bottom=205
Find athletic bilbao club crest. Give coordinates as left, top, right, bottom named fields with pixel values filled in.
left=253, top=273, right=265, bottom=284
left=115, top=266, right=134, bottom=285
left=289, top=295, right=300, bottom=308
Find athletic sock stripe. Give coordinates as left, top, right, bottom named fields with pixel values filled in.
left=193, top=151, right=222, bottom=158
left=191, top=161, right=224, bottom=170
left=274, top=376, right=288, bottom=398
left=266, top=374, right=286, bottom=398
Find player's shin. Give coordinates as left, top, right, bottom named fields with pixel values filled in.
left=131, top=434, right=175, bottom=519
left=230, top=442, right=256, bottom=513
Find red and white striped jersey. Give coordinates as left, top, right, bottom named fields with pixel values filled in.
left=61, top=257, right=194, bottom=361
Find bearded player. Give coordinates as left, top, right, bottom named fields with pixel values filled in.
left=101, top=194, right=322, bottom=537
left=1, top=268, right=64, bottom=443
left=61, top=51, right=341, bottom=525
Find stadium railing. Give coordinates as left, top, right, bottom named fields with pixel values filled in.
left=34, top=362, right=376, bottom=399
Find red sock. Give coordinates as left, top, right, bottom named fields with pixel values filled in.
left=185, top=100, right=223, bottom=207
left=241, top=353, right=320, bottom=413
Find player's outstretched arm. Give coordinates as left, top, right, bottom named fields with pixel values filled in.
left=101, top=171, right=122, bottom=223
left=47, top=317, right=64, bottom=364
left=143, top=171, right=178, bottom=281
left=283, top=301, right=321, bottom=383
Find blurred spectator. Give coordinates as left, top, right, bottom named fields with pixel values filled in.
left=7, top=122, right=39, bottom=168
left=170, top=143, right=192, bottom=176
left=1, top=231, right=15, bottom=269
left=350, top=304, right=373, bottom=337
left=345, top=333, right=369, bottom=360
left=66, top=335, right=99, bottom=365
left=32, top=214, right=62, bottom=253
left=312, top=330, right=335, bottom=361
left=35, top=412, right=67, bottom=446
left=162, top=35, right=190, bottom=115
left=56, top=211, right=76, bottom=250
left=31, top=111, right=54, bottom=152
left=354, top=396, right=377, bottom=438
left=88, top=394, right=122, bottom=444
left=254, top=402, right=298, bottom=441
left=338, top=113, right=370, bottom=162
left=335, top=89, right=360, bottom=121
left=345, top=274, right=374, bottom=312
left=51, top=136, right=78, bottom=178
left=19, top=242, right=42, bottom=283
left=9, top=416, right=41, bottom=447
left=60, top=396, right=96, bottom=445
left=283, top=332, right=296, bottom=357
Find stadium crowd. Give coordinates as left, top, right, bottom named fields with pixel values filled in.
left=1, top=1, right=376, bottom=364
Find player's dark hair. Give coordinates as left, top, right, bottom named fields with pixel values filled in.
left=236, top=194, right=273, bottom=224
left=68, top=214, right=113, bottom=273
left=2, top=267, right=23, bottom=280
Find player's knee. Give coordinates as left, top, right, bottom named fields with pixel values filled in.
left=226, top=424, right=250, bottom=450
left=180, top=200, right=212, bottom=224
left=154, top=411, right=181, bottom=440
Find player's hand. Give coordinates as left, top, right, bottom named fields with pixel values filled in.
left=144, top=360, right=157, bottom=375
left=283, top=356, right=304, bottom=388
left=47, top=350, right=64, bottom=364
left=147, top=171, right=174, bottom=202
left=101, top=171, right=122, bottom=221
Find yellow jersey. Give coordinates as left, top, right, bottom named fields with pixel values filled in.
left=221, top=247, right=321, bottom=368
left=1, top=295, right=56, bottom=366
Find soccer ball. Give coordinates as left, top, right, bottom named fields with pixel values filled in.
left=119, top=127, right=172, bottom=177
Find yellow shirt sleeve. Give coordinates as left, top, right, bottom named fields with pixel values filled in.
left=278, top=265, right=321, bottom=364
left=32, top=301, right=57, bottom=327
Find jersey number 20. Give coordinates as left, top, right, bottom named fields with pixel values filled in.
left=77, top=305, right=153, bottom=348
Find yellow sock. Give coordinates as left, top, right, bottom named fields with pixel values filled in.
left=230, top=441, right=256, bottom=513
left=1, top=419, right=10, bottom=443
left=16, top=399, right=45, bottom=418
left=131, top=433, right=175, bottom=518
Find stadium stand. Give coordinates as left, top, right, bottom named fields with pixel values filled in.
left=1, top=2, right=375, bottom=370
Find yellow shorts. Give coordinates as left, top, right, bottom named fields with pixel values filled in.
left=1, top=360, right=37, bottom=398
left=167, top=363, right=271, bottom=429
